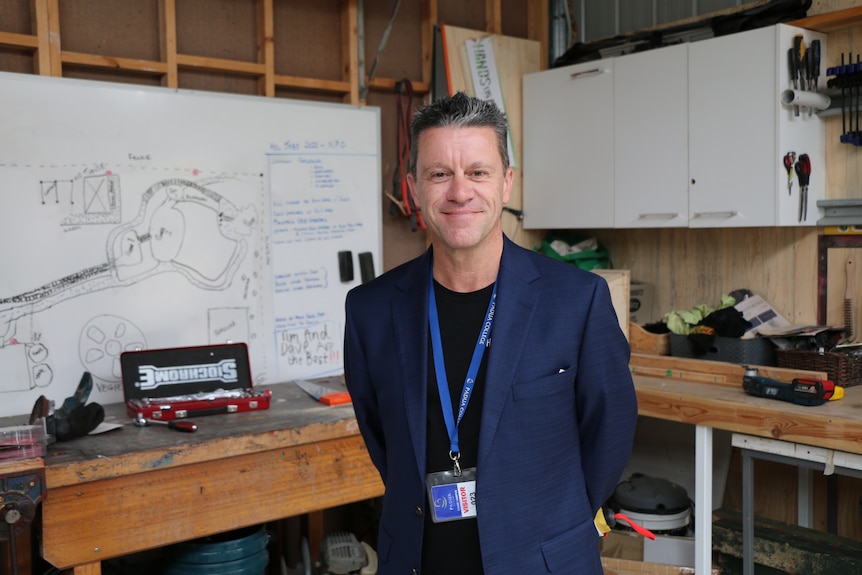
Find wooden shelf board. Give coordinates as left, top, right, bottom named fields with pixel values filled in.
left=0, top=30, right=38, bottom=49
left=791, top=7, right=862, bottom=33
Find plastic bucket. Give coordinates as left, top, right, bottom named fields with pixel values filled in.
left=163, top=525, right=270, bottom=575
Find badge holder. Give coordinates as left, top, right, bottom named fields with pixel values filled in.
left=426, top=466, right=477, bottom=523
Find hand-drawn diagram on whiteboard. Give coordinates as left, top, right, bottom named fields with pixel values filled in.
left=1, top=166, right=265, bottom=417
left=0, top=72, right=381, bottom=418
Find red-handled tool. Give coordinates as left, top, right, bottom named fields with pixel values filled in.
left=295, top=379, right=352, bottom=406
left=795, top=153, right=811, bottom=222
left=134, top=413, right=198, bottom=432
left=600, top=508, right=656, bottom=540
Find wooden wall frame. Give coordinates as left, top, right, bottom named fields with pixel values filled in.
left=0, top=0, right=548, bottom=104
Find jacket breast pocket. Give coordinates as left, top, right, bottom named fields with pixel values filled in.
left=512, top=369, right=573, bottom=402
left=511, top=370, right=576, bottom=443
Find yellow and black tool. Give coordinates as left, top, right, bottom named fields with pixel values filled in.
left=742, top=366, right=843, bottom=406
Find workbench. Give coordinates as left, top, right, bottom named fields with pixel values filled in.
left=8, top=383, right=384, bottom=575
left=5, top=356, right=862, bottom=575
left=632, top=356, right=862, bottom=575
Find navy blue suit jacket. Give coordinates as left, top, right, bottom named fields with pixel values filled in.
left=344, top=236, right=638, bottom=574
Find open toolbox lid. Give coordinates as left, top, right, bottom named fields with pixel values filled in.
left=121, top=343, right=270, bottom=420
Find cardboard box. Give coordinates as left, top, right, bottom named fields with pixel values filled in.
left=629, top=280, right=655, bottom=325
left=600, top=530, right=643, bottom=562
left=643, top=534, right=694, bottom=568
left=592, top=269, right=631, bottom=340
left=601, top=531, right=703, bottom=572
left=602, top=557, right=720, bottom=575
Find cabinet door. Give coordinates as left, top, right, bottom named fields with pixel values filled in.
left=614, top=44, right=689, bottom=228
left=688, top=27, right=776, bottom=227
left=523, top=60, right=614, bottom=229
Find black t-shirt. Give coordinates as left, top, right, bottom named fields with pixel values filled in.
left=421, top=280, right=493, bottom=575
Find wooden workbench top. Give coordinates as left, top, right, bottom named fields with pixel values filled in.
left=7, top=364, right=862, bottom=490
left=634, top=374, right=862, bottom=455
left=0, top=382, right=361, bottom=489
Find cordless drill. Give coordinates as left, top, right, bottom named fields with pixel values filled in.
left=742, top=366, right=842, bottom=406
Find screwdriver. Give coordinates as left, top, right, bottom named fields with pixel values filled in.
left=794, top=35, right=806, bottom=116
left=788, top=47, right=799, bottom=116
left=809, top=40, right=821, bottom=117
left=134, top=413, right=198, bottom=432
left=810, top=39, right=821, bottom=92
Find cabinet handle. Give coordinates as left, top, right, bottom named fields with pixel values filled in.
left=692, top=211, right=738, bottom=219
left=569, top=68, right=607, bottom=80
left=638, top=212, right=680, bottom=220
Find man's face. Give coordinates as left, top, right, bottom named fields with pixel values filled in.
left=408, top=126, right=513, bottom=253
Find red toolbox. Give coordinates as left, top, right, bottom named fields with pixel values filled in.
left=121, top=343, right=270, bottom=421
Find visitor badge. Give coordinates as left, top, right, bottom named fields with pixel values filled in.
left=426, top=467, right=477, bottom=523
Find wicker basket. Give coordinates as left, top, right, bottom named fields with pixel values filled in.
left=775, top=348, right=862, bottom=387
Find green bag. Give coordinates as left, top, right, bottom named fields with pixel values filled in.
left=537, top=233, right=612, bottom=271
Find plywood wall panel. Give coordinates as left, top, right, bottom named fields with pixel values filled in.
left=273, top=1, right=343, bottom=80
left=501, top=0, right=530, bottom=38
left=56, top=0, right=161, bottom=60
left=175, top=0, right=258, bottom=61
left=0, top=49, right=36, bottom=74
left=593, top=228, right=819, bottom=324
left=438, top=0, right=485, bottom=31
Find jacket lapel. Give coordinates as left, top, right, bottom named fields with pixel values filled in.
left=392, top=250, right=432, bottom=477
left=479, top=238, right=541, bottom=465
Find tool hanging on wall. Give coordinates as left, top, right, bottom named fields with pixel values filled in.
left=788, top=47, right=799, bottom=116
left=843, top=257, right=857, bottom=343
left=783, top=151, right=795, bottom=195
left=792, top=35, right=805, bottom=116
left=386, top=79, right=425, bottom=232
left=827, top=52, right=862, bottom=146
left=795, top=153, right=811, bottom=222
left=808, top=39, right=821, bottom=118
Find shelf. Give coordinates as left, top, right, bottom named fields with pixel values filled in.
left=791, top=6, right=862, bottom=33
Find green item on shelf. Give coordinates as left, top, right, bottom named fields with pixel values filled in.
left=662, top=294, right=736, bottom=335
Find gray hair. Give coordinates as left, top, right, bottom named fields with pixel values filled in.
left=409, top=92, right=509, bottom=176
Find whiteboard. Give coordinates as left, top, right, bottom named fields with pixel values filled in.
left=0, top=72, right=381, bottom=417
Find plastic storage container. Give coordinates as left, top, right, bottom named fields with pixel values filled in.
left=669, top=334, right=776, bottom=366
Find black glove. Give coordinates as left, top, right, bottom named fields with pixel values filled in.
left=688, top=307, right=751, bottom=355
left=31, top=372, right=105, bottom=442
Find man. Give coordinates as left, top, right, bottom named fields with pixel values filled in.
left=344, top=92, right=637, bottom=574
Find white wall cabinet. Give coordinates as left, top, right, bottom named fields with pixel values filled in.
left=613, top=43, right=689, bottom=228
left=522, top=59, right=615, bottom=229
left=523, top=24, right=826, bottom=230
left=688, top=25, right=826, bottom=227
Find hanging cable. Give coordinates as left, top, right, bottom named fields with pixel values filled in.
left=359, top=0, right=402, bottom=102
left=386, top=79, right=424, bottom=232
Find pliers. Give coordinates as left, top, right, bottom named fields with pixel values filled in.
left=795, top=154, right=811, bottom=222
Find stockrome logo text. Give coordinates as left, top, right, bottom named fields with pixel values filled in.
left=136, top=359, right=239, bottom=390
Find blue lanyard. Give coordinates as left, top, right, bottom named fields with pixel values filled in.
left=428, top=272, right=497, bottom=467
